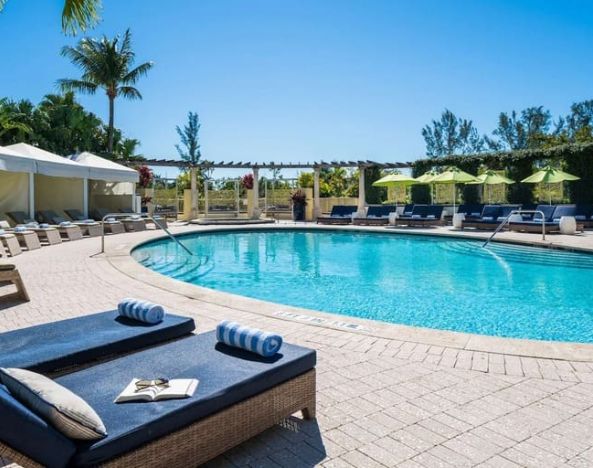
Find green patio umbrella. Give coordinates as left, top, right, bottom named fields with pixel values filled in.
left=467, top=170, right=515, bottom=204
left=373, top=173, right=418, bottom=208
left=431, top=166, right=480, bottom=210
left=521, top=165, right=580, bottom=205
left=415, top=170, right=439, bottom=204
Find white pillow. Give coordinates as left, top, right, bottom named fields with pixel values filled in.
left=0, top=368, right=107, bottom=440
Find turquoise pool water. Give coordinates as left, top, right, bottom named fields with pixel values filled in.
left=132, top=230, right=593, bottom=343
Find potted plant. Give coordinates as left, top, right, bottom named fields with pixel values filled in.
left=291, top=189, right=307, bottom=221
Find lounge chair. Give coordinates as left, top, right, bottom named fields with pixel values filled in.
left=59, top=209, right=103, bottom=237
left=0, top=221, right=41, bottom=251
left=352, top=205, right=396, bottom=225
left=396, top=205, right=444, bottom=227
left=36, top=211, right=83, bottom=241
left=121, top=214, right=147, bottom=232
left=0, top=309, right=196, bottom=373
left=456, top=203, right=485, bottom=220
left=6, top=212, right=62, bottom=245
left=461, top=205, right=521, bottom=230
left=509, top=204, right=583, bottom=233
left=0, top=314, right=316, bottom=468
left=401, top=204, right=414, bottom=217
left=317, top=205, right=358, bottom=224
left=0, top=263, right=29, bottom=301
left=89, top=209, right=126, bottom=234
left=0, top=230, right=22, bottom=257
left=575, top=204, right=593, bottom=229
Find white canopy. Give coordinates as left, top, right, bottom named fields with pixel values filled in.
left=0, top=145, right=37, bottom=173
left=6, top=143, right=91, bottom=179
left=70, top=151, right=139, bottom=183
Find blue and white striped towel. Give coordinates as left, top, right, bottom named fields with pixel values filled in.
left=59, top=221, right=72, bottom=227
left=14, top=226, right=27, bottom=233
left=216, top=320, right=283, bottom=357
left=117, top=298, right=165, bottom=324
left=39, top=223, right=50, bottom=228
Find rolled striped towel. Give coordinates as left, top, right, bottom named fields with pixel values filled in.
left=117, top=298, right=165, bottom=324
left=14, top=226, right=27, bottom=233
left=39, top=223, right=50, bottom=228
left=59, top=221, right=72, bottom=227
left=216, top=321, right=283, bottom=357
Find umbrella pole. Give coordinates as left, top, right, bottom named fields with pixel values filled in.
left=548, top=183, right=551, bottom=205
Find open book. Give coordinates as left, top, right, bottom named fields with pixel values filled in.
left=115, top=378, right=199, bottom=403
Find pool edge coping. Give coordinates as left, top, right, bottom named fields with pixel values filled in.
left=105, top=223, right=593, bottom=362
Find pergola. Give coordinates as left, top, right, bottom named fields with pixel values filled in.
left=139, top=159, right=412, bottom=219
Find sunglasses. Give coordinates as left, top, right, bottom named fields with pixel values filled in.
left=135, top=378, right=169, bottom=391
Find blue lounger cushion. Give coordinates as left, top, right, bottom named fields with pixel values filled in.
left=118, top=298, right=165, bottom=324
left=55, top=331, right=316, bottom=466
left=0, top=311, right=195, bottom=373
left=216, top=320, right=283, bottom=357
left=0, top=384, right=76, bottom=468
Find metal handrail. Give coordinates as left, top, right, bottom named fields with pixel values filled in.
left=483, top=209, right=546, bottom=247
left=99, top=213, right=194, bottom=256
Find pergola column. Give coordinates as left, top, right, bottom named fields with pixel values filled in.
left=251, top=167, right=260, bottom=219
left=313, top=167, right=321, bottom=219
left=357, top=166, right=366, bottom=215
left=190, top=166, right=198, bottom=219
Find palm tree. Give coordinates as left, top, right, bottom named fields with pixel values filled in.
left=0, top=0, right=101, bottom=34
left=0, top=98, right=33, bottom=139
left=58, top=29, right=153, bottom=154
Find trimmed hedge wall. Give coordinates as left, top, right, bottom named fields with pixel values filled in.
left=411, top=142, right=593, bottom=205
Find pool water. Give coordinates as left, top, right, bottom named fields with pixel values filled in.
left=132, top=230, right=593, bottom=343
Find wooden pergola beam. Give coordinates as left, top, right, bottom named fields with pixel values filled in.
left=135, top=159, right=412, bottom=170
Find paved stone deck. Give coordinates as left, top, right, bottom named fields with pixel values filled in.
left=3, top=224, right=593, bottom=467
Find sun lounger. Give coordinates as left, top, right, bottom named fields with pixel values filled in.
left=9, top=228, right=41, bottom=251
left=509, top=204, right=583, bottom=233
left=396, top=205, right=444, bottom=227
left=352, top=205, right=396, bottom=225
left=5, top=213, right=62, bottom=245
left=461, top=205, right=521, bottom=230
left=62, top=209, right=103, bottom=237
left=36, top=211, right=86, bottom=240
left=456, top=203, right=485, bottom=220
left=0, top=230, right=22, bottom=257
left=88, top=209, right=126, bottom=234
left=121, top=215, right=147, bottom=232
left=0, top=309, right=196, bottom=374
left=317, top=205, right=358, bottom=224
left=575, top=204, right=593, bottom=229
left=0, top=328, right=316, bottom=467
left=0, top=263, right=29, bottom=302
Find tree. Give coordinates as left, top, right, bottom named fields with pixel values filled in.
left=0, top=0, right=101, bottom=34
left=175, top=112, right=202, bottom=166
left=176, top=111, right=202, bottom=218
left=0, top=98, right=32, bottom=139
left=58, top=29, right=154, bottom=154
left=487, top=106, right=552, bottom=150
left=422, top=109, right=485, bottom=156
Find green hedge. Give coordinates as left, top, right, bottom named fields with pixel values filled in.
left=410, top=142, right=593, bottom=205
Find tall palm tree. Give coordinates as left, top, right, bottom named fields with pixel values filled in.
left=58, top=29, right=153, bottom=154
left=0, top=0, right=101, bottom=34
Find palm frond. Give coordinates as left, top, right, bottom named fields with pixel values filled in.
left=57, top=78, right=98, bottom=95
left=62, top=0, right=102, bottom=35
left=122, top=61, right=154, bottom=84
left=118, top=86, right=142, bottom=100
left=0, top=0, right=7, bottom=11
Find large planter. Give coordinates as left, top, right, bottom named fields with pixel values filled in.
left=293, top=204, right=306, bottom=221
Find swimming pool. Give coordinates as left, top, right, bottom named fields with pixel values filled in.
left=132, top=229, right=593, bottom=343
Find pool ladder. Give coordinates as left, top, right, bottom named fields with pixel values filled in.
left=98, top=213, right=194, bottom=256
left=483, top=210, right=546, bottom=248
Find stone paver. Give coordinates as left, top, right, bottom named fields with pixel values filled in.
left=2, top=223, right=593, bottom=467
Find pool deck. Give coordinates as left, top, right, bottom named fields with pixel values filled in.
left=3, top=223, right=593, bottom=467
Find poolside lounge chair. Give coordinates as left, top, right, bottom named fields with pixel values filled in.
left=396, top=205, right=444, bottom=227
left=0, top=230, right=22, bottom=257
left=352, top=205, right=396, bottom=225
left=6, top=212, right=62, bottom=245
left=36, top=211, right=83, bottom=241
left=0, top=263, right=29, bottom=302
left=121, top=215, right=147, bottom=232
left=509, top=204, right=584, bottom=233
left=0, top=313, right=316, bottom=468
left=89, top=209, right=126, bottom=234
left=61, top=209, right=103, bottom=237
left=456, top=203, right=485, bottom=220
left=0, top=221, right=41, bottom=251
left=575, top=204, right=593, bottom=229
left=317, top=205, right=358, bottom=224
left=461, top=205, right=521, bottom=230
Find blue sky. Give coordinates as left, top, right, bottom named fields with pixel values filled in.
left=1, top=0, right=593, bottom=178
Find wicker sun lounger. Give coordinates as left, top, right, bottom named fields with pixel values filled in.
left=352, top=205, right=396, bottom=225
left=396, top=205, right=444, bottom=227
left=462, top=205, right=521, bottom=230
left=508, top=204, right=584, bottom=233
left=0, top=320, right=316, bottom=468
left=317, top=205, right=358, bottom=224
left=5, top=212, right=63, bottom=245
left=0, top=263, right=29, bottom=301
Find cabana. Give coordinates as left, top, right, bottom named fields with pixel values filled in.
left=5, top=143, right=90, bottom=221
left=70, top=151, right=139, bottom=217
